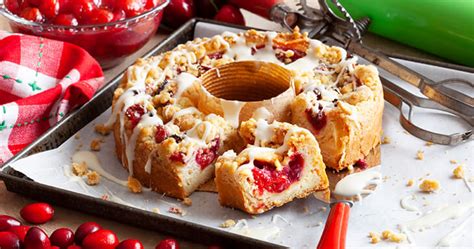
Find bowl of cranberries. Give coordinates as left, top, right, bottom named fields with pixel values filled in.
left=0, top=0, right=169, bottom=68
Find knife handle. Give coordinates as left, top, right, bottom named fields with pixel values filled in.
left=317, top=201, right=352, bottom=249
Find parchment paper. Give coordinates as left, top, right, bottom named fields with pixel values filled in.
left=6, top=23, right=473, bottom=248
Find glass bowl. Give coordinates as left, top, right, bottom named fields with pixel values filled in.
left=0, top=0, right=169, bottom=69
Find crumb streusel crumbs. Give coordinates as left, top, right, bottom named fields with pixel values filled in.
left=419, top=179, right=440, bottom=192
left=416, top=150, right=424, bottom=160
left=220, top=219, right=236, bottom=228
left=72, top=162, right=88, bottom=176
left=86, top=171, right=100, bottom=185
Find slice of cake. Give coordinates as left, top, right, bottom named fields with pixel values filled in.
left=215, top=119, right=329, bottom=214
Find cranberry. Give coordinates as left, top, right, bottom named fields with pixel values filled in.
left=27, top=0, right=42, bottom=6
left=155, top=125, right=168, bottom=143
left=207, top=246, right=223, bottom=249
left=50, top=228, right=75, bottom=248
left=214, top=4, right=245, bottom=26
left=20, top=203, right=55, bottom=224
left=116, top=239, right=144, bottom=249
left=169, top=152, right=185, bottom=164
left=305, top=106, right=327, bottom=132
left=67, top=245, right=82, bottom=249
left=53, top=14, right=78, bottom=26
left=354, top=159, right=368, bottom=170
left=125, top=104, right=146, bottom=129
left=207, top=52, right=223, bottom=60
left=163, top=0, right=195, bottom=28
left=24, top=227, right=51, bottom=249
left=145, top=0, right=161, bottom=10
left=0, top=231, right=21, bottom=249
left=52, top=246, right=61, bottom=249
left=195, top=138, right=220, bottom=169
left=82, top=230, right=119, bottom=249
left=74, top=222, right=102, bottom=245
left=275, top=46, right=306, bottom=63
left=115, top=0, right=145, bottom=17
left=7, top=225, right=30, bottom=243
left=112, top=9, right=127, bottom=21
left=87, top=8, right=114, bottom=24
left=0, top=215, right=21, bottom=231
left=195, top=0, right=222, bottom=18
left=5, top=0, right=21, bottom=14
left=39, top=0, right=60, bottom=19
left=155, top=238, right=180, bottom=249
left=252, top=153, right=305, bottom=194
left=20, top=7, right=44, bottom=22
left=71, top=0, right=96, bottom=21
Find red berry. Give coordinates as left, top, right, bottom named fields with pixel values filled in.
left=74, top=222, right=102, bottom=245
left=125, top=104, right=146, bottom=128
left=155, top=125, right=168, bottom=143
left=20, top=203, right=55, bottom=224
left=155, top=238, right=180, bottom=249
left=82, top=230, right=119, bottom=249
left=39, top=0, right=60, bottom=19
left=4, top=0, right=21, bottom=14
left=115, top=0, right=145, bottom=17
left=207, top=246, right=223, bottom=249
left=214, top=4, right=245, bottom=26
left=20, top=7, right=44, bottom=22
left=67, top=245, right=82, bottom=249
left=0, top=215, right=21, bottom=231
left=112, top=9, right=127, bottom=21
left=53, top=14, right=79, bottom=26
left=27, top=0, right=42, bottom=7
left=87, top=8, right=114, bottom=24
left=58, top=0, right=73, bottom=13
left=145, top=0, right=160, bottom=10
left=229, top=0, right=278, bottom=19
left=116, top=239, right=144, bottom=249
left=163, top=0, right=194, bottom=28
left=50, top=228, right=75, bottom=248
left=71, top=0, right=96, bottom=21
left=195, top=0, right=223, bottom=18
left=195, top=138, right=220, bottom=169
left=7, top=225, right=30, bottom=243
left=0, top=231, right=20, bottom=249
left=24, top=227, right=51, bottom=249
left=52, top=246, right=61, bottom=249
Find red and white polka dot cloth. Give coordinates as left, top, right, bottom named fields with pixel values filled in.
left=0, top=31, right=104, bottom=164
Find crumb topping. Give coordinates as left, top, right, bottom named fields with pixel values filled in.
left=406, top=179, right=414, bottom=187
left=90, top=139, right=102, bottom=151
left=453, top=165, right=464, bottom=179
left=86, top=171, right=100, bottom=186
left=416, top=150, right=424, bottom=160
left=72, top=162, right=88, bottom=176
left=220, top=219, right=236, bottom=228
left=419, top=179, right=440, bottom=192
left=127, top=176, right=143, bottom=193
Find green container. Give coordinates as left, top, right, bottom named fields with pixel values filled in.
left=329, top=0, right=474, bottom=67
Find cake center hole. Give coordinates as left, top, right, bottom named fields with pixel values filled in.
left=201, top=61, right=292, bottom=102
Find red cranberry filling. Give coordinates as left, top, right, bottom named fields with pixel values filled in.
left=207, top=52, right=224, bottom=60
left=125, top=104, right=146, bottom=129
left=169, top=152, right=185, bottom=164
left=195, top=138, right=220, bottom=169
left=354, top=159, right=368, bottom=170
left=251, top=153, right=305, bottom=195
left=305, top=105, right=327, bottom=132
left=274, top=46, right=306, bottom=63
left=251, top=44, right=265, bottom=55
left=155, top=125, right=168, bottom=143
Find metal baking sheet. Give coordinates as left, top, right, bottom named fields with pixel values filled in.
left=0, top=19, right=284, bottom=249
left=2, top=18, right=473, bottom=249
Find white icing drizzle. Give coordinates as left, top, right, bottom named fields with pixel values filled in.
left=186, top=120, right=213, bottom=147
left=254, top=119, right=275, bottom=146
left=230, top=219, right=281, bottom=241
left=271, top=214, right=290, bottom=225
left=125, top=111, right=163, bottom=174
left=400, top=195, right=420, bottom=213
left=144, top=154, right=152, bottom=174
left=174, top=72, right=199, bottom=99
left=463, top=177, right=473, bottom=192
left=221, top=150, right=237, bottom=159
left=399, top=202, right=474, bottom=233
left=72, top=151, right=128, bottom=187
left=436, top=215, right=473, bottom=246
left=333, top=166, right=382, bottom=199
left=252, top=107, right=273, bottom=121
left=220, top=100, right=245, bottom=128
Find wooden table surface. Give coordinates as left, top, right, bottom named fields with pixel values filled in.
left=0, top=2, right=445, bottom=248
